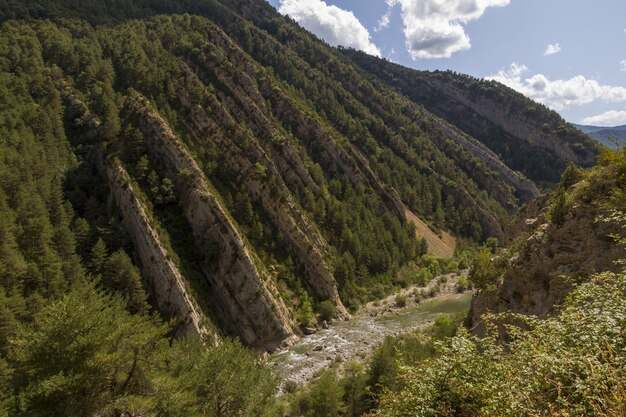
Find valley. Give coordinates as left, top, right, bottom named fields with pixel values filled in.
left=272, top=273, right=470, bottom=386
left=0, top=0, right=623, bottom=415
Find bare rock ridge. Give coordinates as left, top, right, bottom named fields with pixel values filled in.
left=59, top=83, right=214, bottom=342
left=427, top=116, right=540, bottom=205
left=125, top=92, right=299, bottom=350
left=173, top=57, right=349, bottom=317
left=342, top=49, right=600, bottom=186
left=104, top=160, right=212, bottom=339
left=421, top=75, right=596, bottom=166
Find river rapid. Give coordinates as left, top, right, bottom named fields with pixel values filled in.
left=270, top=290, right=472, bottom=386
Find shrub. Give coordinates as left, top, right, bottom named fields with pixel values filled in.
left=373, top=270, right=626, bottom=416
left=317, top=300, right=337, bottom=322
left=456, top=276, right=470, bottom=293
left=395, top=294, right=407, bottom=307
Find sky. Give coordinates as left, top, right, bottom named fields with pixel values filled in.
left=267, top=0, right=626, bottom=126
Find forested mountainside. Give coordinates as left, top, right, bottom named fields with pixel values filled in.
left=344, top=49, right=600, bottom=186
left=0, top=0, right=620, bottom=414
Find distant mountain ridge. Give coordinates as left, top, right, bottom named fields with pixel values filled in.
left=572, top=123, right=626, bottom=148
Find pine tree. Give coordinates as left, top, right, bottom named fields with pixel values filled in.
left=89, top=238, right=107, bottom=276
left=103, top=249, right=148, bottom=314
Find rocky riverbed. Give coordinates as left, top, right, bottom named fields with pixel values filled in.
left=270, top=272, right=472, bottom=387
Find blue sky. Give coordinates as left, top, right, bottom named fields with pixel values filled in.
left=267, top=0, right=626, bottom=126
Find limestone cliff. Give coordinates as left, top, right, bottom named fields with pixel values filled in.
left=171, top=57, right=349, bottom=317
left=343, top=50, right=600, bottom=186
left=125, top=93, right=298, bottom=350
left=104, top=159, right=213, bottom=339
left=471, top=163, right=624, bottom=334
left=59, top=83, right=215, bottom=342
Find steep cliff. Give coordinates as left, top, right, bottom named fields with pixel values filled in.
left=124, top=93, right=299, bottom=350
left=104, top=160, right=213, bottom=339
left=471, top=158, right=625, bottom=333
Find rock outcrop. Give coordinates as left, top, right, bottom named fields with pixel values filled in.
left=125, top=93, right=299, bottom=350
left=104, top=160, right=213, bottom=339
left=343, top=49, right=600, bottom=186
left=172, top=57, right=349, bottom=318
left=59, top=83, right=215, bottom=342
left=471, top=176, right=624, bottom=334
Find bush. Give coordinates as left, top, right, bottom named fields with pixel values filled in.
left=468, top=246, right=505, bottom=290
left=428, top=285, right=439, bottom=298
left=373, top=271, right=626, bottom=417
left=395, top=294, right=407, bottom=307
left=317, top=300, right=337, bottom=322
left=456, top=276, right=470, bottom=293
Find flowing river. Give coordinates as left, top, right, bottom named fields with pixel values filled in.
left=270, top=291, right=472, bottom=385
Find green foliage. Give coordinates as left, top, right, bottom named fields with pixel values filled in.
left=468, top=246, right=504, bottom=290
left=4, top=282, right=278, bottom=416
left=559, top=162, right=585, bottom=190
left=373, top=270, right=626, bottom=416
left=341, top=361, right=368, bottom=417
left=103, top=249, right=148, bottom=314
left=394, top=293, right=407, bottom=307
left=7, top=282, right=171, bottom=416
left=549, top=190, right=569, bottom=225
left=89, top=238, right=107, bottom=276
left=297, top=291, right=315, bottom=327
left=166, top=337, right=278, bottom=417
left=317, top=300, right=337, bottom=322
left=290, top=370, right=345, bottom=417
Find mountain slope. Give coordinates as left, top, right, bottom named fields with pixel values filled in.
left=471, top=154, right=625, bottom=334
left=343, top=50, right=600, bottom=187
left=0, top=0, right=599, bottom=351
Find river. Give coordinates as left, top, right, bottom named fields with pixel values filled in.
left=270, top=292, right=472, bottom=386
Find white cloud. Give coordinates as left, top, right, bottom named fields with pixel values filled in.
left=375, top=0, right=397, bottom=32
left=544, top=43, right=561, bottom=56
left=581, top=110, right=626, bottom=126
left=278, top=0, right=381, bottom=56
left=375, top=12, right=391, bottom=32
left=621, top=59, right=626, bottom=72
left=487, top=63, right=626, bottom=110
left=390, top=0, right=509, bottom=59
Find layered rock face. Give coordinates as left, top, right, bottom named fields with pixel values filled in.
left=17, top=0, right=607, bottom=353
left=471, top=172, right=624, bottom=334
left=105, top=160, right=212, bottom=339
left=125, top=93, right=298, bottom=350
left=343, top=49, right=600, bottom=186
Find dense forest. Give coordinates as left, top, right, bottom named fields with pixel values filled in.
left=0, top=0, right=620, bottom=415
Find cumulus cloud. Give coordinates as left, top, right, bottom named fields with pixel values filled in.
left=487, top=63, right=626, bottom=110
left=390, top=0, right=509, bottom=59
left=544, top=43, right=561, bottom=56
left=278, top=0, right=381, bottom=56
left=375, top=0, right=397, bottom=32
left=581, top=110, right=626, bottom=126
left=621, top=59, right=626, bottom=72
left=375, top=12, right=391, bottom=31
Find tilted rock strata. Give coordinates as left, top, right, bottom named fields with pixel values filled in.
left=126, top=93, right=298, bottom=350
left=105, top=160, right=212, bottom=339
